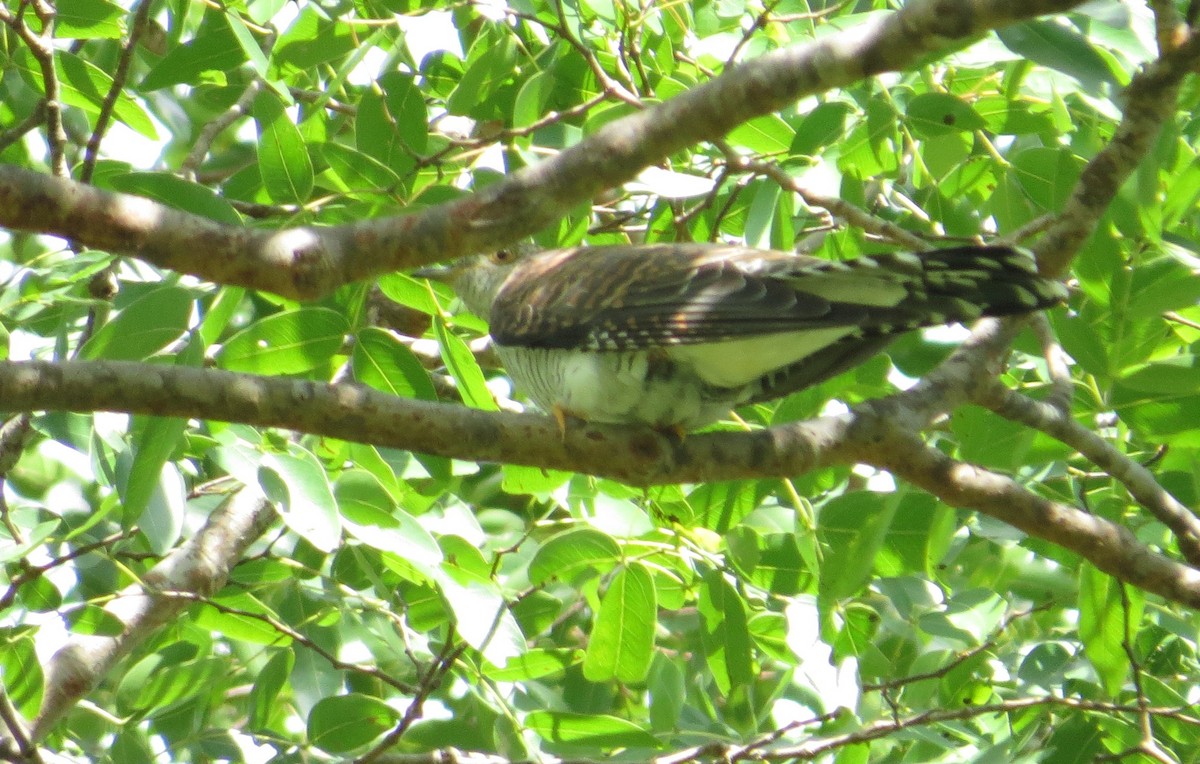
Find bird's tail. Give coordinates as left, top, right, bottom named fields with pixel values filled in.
left=791, top=245, right=1067, bottom=335
left=745, top=246, right=1066, bottom=403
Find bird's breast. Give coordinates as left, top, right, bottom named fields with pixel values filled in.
left=493, top=345, right=740, bottom=428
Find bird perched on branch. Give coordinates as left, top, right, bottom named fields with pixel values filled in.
left=416, top=243, right=1066, bottom=431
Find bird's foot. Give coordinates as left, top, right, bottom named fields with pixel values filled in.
left=654, top=424, right=688, bottom=442
left=552, top=404, right=576, bottom=440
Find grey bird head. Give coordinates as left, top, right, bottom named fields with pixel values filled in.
left=412, top=248, right=526, bottom=319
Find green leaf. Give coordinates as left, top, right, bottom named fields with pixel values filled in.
left=918, top=589, right=1006, bottom=644
left=274, top=7, right=356, bottom=70
left=528, top=527, right=622, bottom=585
left=255, top=89, right=315, bottom=204
left=123, top=414, right=188, bottom=532
left=647, top=655, right=685, bottom=732
left=433, top=315, right=497, bottom=411
left=18, top=576, right=61, bottom=612
left=131, top=657, right=225, bottom=713
left=1, top=635, right=44, bottom=718
left=336, top=470, right=443, bottom=581
left=952, top=406, right=1035, bottom=471
left=583, top=562, right=656, bottom=683
left=56, top=0, right=125, bottom=39
left=259, top=449, right=341, bottom=553
left=439, top=534, right=491, bottom=578
left=998, top=19, right=1122, bottom=92
left=199, top=287, right=246, bottom=346
left=79, top=286, right=195, bottom=361
left=744, top=180, right=781, bottom=250
left=1127, top=258, right=1200, bottom=319
left=1112, top=359, right=1200, bottom=436
left=377, top=272, right=452, bottom=318
left=905, top=92, right=986, bottom=137
left=1012, top=147, right=1084, bottom=211
left=524, top=711, right=658, bottom=748
left=1163, top=156, right=1200, bottom=229
left=974, top=95, right=1056, bottom=135
left=791, top=101, right=852, bottom=156
left=62, top=604, right=123, bottom=636
left=1077, top=565, right=1129, bottom=696
left=1043, top=714, right=1104, bottom=763
left=438, top=576, right=526, bottom=668
left=193, top=590, right=289, bottom=645
left=1117, top=356, right=1200, bottom=395
left=308, top=693, right=398, bottom=753
left=249, top=650, right=295, bottom=731
left=12, top=48, right=157, bottom=139
left=744, top=532, right=807, bottom=595
left=107, top=172, right=242, bottom=224
left=728, top=113, right=794, bottom=154
left=514, top=69, right=555, bottom=126
left=689, top=480, right=760, bottom=533
left=355, top=93, right=414, bottom=176
left=880, top=493, right=954, bottom=577
left=225, top=10, right=270, bottom=78
left=501, top=464, right=571, bottom=495
left=352, top=327, right=436, bottom=400
left=697, top=569, right=752, bottom=695
left=126, top=421, right=187, bottom=548
left=819, top=492, right=899, bottom=600
left=140, top=11, right=246, bottom=91
left=485, top=648, right=581, bottom=681
left=378, top=71, right=429, bottom=155
left=1086, top=566, right=1146, bottom=700
left=319, top=142, right=403, bottom=194
left=0, top=520, right=59, bottom=564
left=447, top=34, right=518, bottom=117
left=216, top=307, right=348, bottom=374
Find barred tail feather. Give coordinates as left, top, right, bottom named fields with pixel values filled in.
left=746, top=246, right=1066, bottom=402
left=816, top=245, right=1067, bottom=336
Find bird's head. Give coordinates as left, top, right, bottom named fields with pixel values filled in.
left=412, top=247, right=529, bottom=319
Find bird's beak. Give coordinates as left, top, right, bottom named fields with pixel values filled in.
left=410, top=263, right=455, bottom=282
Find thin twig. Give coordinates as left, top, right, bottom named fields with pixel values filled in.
left=716, top=139, right=931, bottom=250
left=180, top=79, right=264, bottom=180
left=0, top=685, right=38, bottom=764
left=359, top=634, right=468, bottom=763
left=79, top=0, right=156, bottom=183
left=0, top=3, right=67, bottom=176
left=0, top=101, right=47, bottom=153
left=160, top=591, right=419, bottom=694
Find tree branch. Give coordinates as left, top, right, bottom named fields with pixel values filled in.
left=0, top=0, right=1087, bottom=299
left=2, top=357, right=1198, bottom=609
left=1036, top=28, right=1200, bottom=275
left=30, top=489, right=276, bottom=741
left=865, top=431, right=1200, bottom=609
left=976, top=380, right=1200, bottom=567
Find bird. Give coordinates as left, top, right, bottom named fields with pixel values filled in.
left=415, top=243, right=1067, bottom=431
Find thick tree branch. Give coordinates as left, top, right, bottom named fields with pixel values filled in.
left=1036, top=27, right=1200, bottom=275
left=976, top=380, right=1200, bottom=567
left=1, top=358, right=1198, bottom=609
left=29, top=489, right=276, bottom=741
left=0, top=0, right=1086, bottom=299
left=0, top=358, right=841, bottom=484
left=864, top=431, right=1200, bottom=609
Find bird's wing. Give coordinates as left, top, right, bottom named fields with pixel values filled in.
left=488, top=243, right=1061, bottom=351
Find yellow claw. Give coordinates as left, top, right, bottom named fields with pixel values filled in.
left=552, top=404, right=571, bottom=440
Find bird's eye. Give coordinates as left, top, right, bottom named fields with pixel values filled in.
left=490, top=249, right=517, bottom=265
